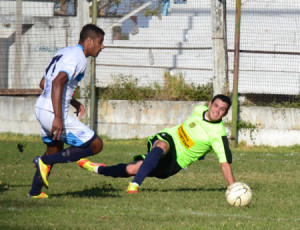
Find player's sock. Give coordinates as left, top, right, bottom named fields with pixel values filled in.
left=132, top=147, right=164, bottom=186
left=29, top=169, right=44, bottom=196
left=97, top=163, right=129, bottom=178
left=29, top=154, right=53, bottom=196
left=41, top=146, right=94, bottom=165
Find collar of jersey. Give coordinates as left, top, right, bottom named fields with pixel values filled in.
left=202, top=111, right=222, bottom=124
left=77, top=44, right=84, bottom=51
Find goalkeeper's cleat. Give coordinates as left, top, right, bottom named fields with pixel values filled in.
left=77, top=158, right=106, bottom=173
left=27, top=192, right=48, bottom=199
left=126, top=182, right=139, bottom=194
left=33, top=156, right=49, bottom=188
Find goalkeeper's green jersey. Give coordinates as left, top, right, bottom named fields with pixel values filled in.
left=160, top=105, right=232, bottom=169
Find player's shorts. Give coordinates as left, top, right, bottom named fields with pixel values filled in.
left=35, top=107, right=95, bottom=147
left=147, top=132, right=182, bottom=179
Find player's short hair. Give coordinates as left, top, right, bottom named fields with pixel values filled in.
left=79, top=24, right=105, bottom=43
left=211, top=94, right=232, bottom=109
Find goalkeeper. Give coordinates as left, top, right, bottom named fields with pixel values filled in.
left=78, top=94, right=236, bottom=193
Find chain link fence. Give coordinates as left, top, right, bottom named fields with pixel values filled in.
left=226, top=0, right=300, bottom=105
left=0, top=0, right=299, bottom=105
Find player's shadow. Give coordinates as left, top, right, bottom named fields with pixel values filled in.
left=0, top=182, right=9, bottom=193
left=145, top=186, right=226, bottom=193
left=52, top=184, right=123, bottom=198
left=52, top=186, right=226, bottom=197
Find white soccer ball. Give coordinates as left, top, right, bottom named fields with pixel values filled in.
left=225, top=182, right=252, bottom=207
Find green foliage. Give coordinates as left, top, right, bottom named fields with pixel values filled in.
left=98, top=72, right=213, bottom=101
left=0, top=134, right=300, bottom=229
left=73, top=86, right=81, bottom=99
left=237, top=120, right=258, bottom=130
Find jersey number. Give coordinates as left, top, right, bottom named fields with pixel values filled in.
left=45, top=55, right=63, bottom=76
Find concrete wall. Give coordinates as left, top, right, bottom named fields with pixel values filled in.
left=0, top=96, right=299, bottom=147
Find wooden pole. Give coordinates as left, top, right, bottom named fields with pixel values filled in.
left=231, top=0, right=241, bottom=148
left=90, top=0, right=97, bottom=131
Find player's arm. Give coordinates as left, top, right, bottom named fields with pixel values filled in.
left=70, top=98, right=85, bottom=119
left=51, top=72, right=68, bottom=140
left=212, top=135, right=235, bottom=186
left=221, top=162, right=235, bottom=186
left=39, top=77, right=45, bottom=90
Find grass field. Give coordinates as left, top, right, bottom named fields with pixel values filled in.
left=0, top=134, right=299, bottom=230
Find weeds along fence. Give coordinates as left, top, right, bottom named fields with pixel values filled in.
left=0, top=0, right=299, bottom=106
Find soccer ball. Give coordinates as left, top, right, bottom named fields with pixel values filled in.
left=225, top=182, right=252, bottom=207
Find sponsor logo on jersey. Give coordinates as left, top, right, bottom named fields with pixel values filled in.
left=177, top=124, right=195, bottom=149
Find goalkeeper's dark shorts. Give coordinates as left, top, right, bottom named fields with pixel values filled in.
left=146, top=132, right=182, bottom=179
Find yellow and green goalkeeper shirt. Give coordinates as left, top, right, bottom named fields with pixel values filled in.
left=160, top=105, right=232, bottom=169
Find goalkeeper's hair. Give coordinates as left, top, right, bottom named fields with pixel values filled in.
left=211, top=94, right=232, bottom=109
left=79, top=24, right=105, bottom=43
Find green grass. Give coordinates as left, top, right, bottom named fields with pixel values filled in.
left=0, top=134, right=299, bottom=230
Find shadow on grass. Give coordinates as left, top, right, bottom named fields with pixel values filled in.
left=52, top=183, right=122, bottom=198
left=144, top=186, right=227, bottom=193
left=50, top=185, right=226, bottom=198
left=0, top=182, right=9, bottom=193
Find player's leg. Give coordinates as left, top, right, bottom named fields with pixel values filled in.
left=40, top=135, right=102, bottom=165
left=127, top=139, right=168, bottom=193
left=78, top=158, right=142, bottom=177
left=28, top=141, right=63, bottom=197
left=39, top=113, right=103, bottom=165
left=28, top=108, right=62, bottom=197
left=34, top=111, right=103, bottom=188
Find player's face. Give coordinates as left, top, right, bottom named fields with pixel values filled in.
left=207, top=99, right=229, bottom=122
left=87, top=34, right=104, bottom=57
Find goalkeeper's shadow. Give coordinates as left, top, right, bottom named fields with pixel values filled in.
left=52, top=186, right=122, bottom=198
left=144, top=186, right=226, bottom=193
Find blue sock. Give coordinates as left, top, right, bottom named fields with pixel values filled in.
left=29, top=154, right=53, bottom=196
left=41, top=146, right=94, bottom=165
left=98, top=163, right=129, bottom=178
left=132, top=147, right=164, bottom=186
left=29, top=169, right=44, bottom=196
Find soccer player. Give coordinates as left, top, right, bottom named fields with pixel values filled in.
left=78, top=94, right=236, bottom=194
left=27, top=24, right=105, bottom=198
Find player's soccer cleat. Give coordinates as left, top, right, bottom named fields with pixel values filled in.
left=77, top=158, right=106, bottom=173
left=33, top=156, right=49, bottom=188
left=27, top=192, right=48, bottom=199
left=126, top=182, right=139, bottom=194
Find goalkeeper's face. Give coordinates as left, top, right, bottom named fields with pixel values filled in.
left=207, top=99, right=229, bottom=122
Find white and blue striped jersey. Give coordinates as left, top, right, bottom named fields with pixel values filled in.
left=35, top=44, right=86, bottom=115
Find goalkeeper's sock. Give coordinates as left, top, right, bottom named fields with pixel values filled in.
left=41, top=146, right=94, bottom=165
left=98, top=163, right=129, bottom=178
left=132, top=147, right=163, bottom=186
